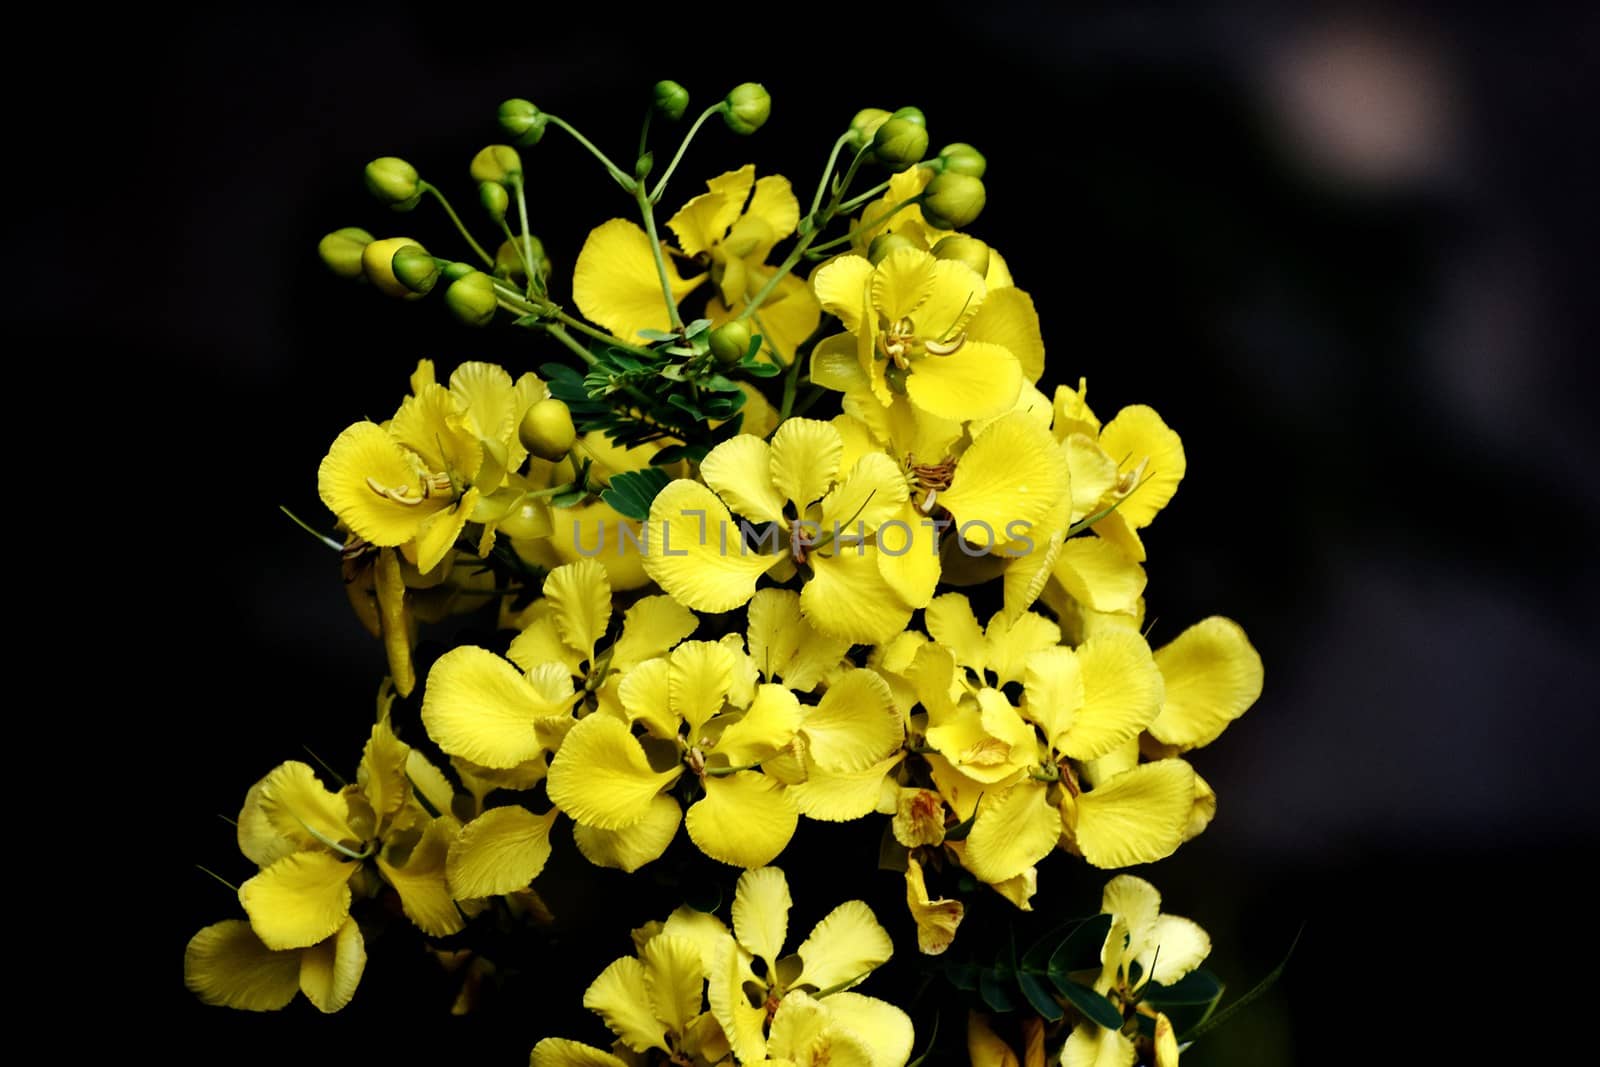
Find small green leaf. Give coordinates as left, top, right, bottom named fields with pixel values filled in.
left=600, top=467, right=672, bottom=521
left=1016, top=971, right=1063, bottom=1022
left=1053, top=980, right=1122, bottom=1030
left=551, top=488, right=589, bottom=509
left=684, top=318, right=712, bottom=337
left=1143, top=968, right=1225, bottom=1008
left=943, top=811, right=978, bottom=842
left=1020, top=916, right=1095, bottom=974
left=741, top=359, right=782, bottom=378
left=979, top=969, right=1016, bottom=1013
left=652, top=444, right=690, bottom=465
left=943, top=958, right=978, bottom=992
left=1048, top=913, right=1113, bottom=978
left=636, top=328, right=676, bottom=341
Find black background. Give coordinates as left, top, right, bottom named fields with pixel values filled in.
left=32, top=4, right=1596, bottom=1064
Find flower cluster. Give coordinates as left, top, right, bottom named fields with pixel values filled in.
left=187, top=80, right=1272, bottom=1067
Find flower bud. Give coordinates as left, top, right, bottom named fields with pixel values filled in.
left=318, top=227, right=374, bottom=279
left=471, top=145, right=523, bottom=186
left=938, top=142, right=987, bottom=178
left=872, top=118, right=929, bottom=172
left=445, top=271, right=498, bottom=326
left=867, top=232, right=919, bottom=265
left=847, top=108, right=892, bottom=149
left=519, top=398, right=577, bottom=461
left=708, top=320, right=752, bottom=365
left=653, top=80, right=689, bottom=121
left=364, top=157, right=421, bottom=209
left=722, top=83, right=771, bottom=135
left=635, top=151, right=654, bottom=181
left=479, top=181, right=508, bottom=222
left=498, top=98, right=547, bottom=145
left=391, top=245, right=440, bottom=295
left=931, top=234, right=990, bottom=278
left=890, top=106, right=926, bottom=128
left=362, top=237, right=427, bottom=299
left=921, top=172, right=986, bottom=230
left=494, top=236, right=551, bottom=285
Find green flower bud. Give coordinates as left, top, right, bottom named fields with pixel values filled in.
left=921, top=172, right=986, bottom=230
left=890, top=106, right=926, bottom=128
left=391, top=244, right=440, bottom=295
left=364, top=157, right=421, bottom=209
left=938, top=142, right=987, bottom=178
left=318, top=227, right=374, bottom=279
left=519, top=398, right=577, bottom=461
left=362, top=237, right=427, bottom=299
left=498, top=98, right=547, bottom=145
left=708, top=320, right=752, bottom=365
left=635, top=151, right=654, bottom=181
left=480, top=181, right=509, bottom=222
left=445, top=271, right=498, bottom=326
left=867, top=232, right=919, bottom=266
left=653, top=80, right=689, bottom=121
left=847, top=108, right=892, bottom=149
left=494, top=237, right=551, bottom=285
left=723, top=83, right=771, bottom=135
left=872, top=117, right=929, bottom=172
left=931, top=234, right=990, bottom=278
left=471, top=145, right=522, bottom=186
left=441, top=261, right=477, bottom=283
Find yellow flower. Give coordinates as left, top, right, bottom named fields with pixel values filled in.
left=184, top=917, right=366, bottom=1013
left=546, top=641, right=801, bottom=870
left=643, top=418, right=915, bottom=644
left=745, top=588, right=854, bottom=693
left=234, top=719, right=463, bottom=952
left=849, top=168, right=1018, bottom=291
left=706, top=867, right=913, bottom=1067
left=967, top=1012, right=1045, bottom=1067
left=572, top=165, right=820, bottom=361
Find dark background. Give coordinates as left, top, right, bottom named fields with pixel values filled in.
left=35, top=3, right=1595, bottom=1063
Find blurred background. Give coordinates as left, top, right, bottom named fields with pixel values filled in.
left=36, top=3, right=1595, bottom=1063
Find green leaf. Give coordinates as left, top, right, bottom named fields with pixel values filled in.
left=684, top=318, right=712, bottom=337
left=1180, top=925, right=1302, bottom=1043
left=1053, top=980, right=1122, bottom=1030
left=600, top=467, right=673, bottom=521
left=551, top=489, right=589, bottom=509
left=652, top=444, right=689, bottom=465
left=979, top=969, right=1016, bottom=1013
left=943, top=958, right=978, bottom=991
left=741, top=359, right=782, bottom=378
left=636, top=328, right=677, bottom=341
left=1143, top=968, right=1225, bottom=1008
left=1016, top=971, right=1063, bottom=1022
left=1048, top=913, right=1113, bottom=978
left=1020, top=916, right=1095, bottom=975
left=943, top=810, right=978, bottom=842
left=877, top=823, right=909, bottom=872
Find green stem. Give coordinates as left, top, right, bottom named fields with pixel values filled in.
left=195, top=864, right=239, bottom=893
left=420, top=182, right=493, bottom=267
left=509, top=174, right=539, bottom=298
left=649, top=103, right=723, bottom=203
left=544, top=324, right=599, bottom=366
left=809, top=132, right=854, bottom=219
left=836, top=176, right=894, bottom=214
left=278, top=506, right=343, bottom=552
left=805, top=195, right=924, bottom=258
left=778, top=332, right=804, bottom=420
left=499, top=219, right=532, bottom=277
left=637, top=106, right=654, bottom=161
left=492, top=281, right=650, bottom=356
left=544, top=114, right=636, bottom=190
left=635, top=181, right=685, bottom=332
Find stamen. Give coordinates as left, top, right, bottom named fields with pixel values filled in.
left=924, top=331, right=967, bottom=356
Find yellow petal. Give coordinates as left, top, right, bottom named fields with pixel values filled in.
left=357, top=718, right=411, bottom=830
left=822, top=452, right=910, bottom=534
left=812, top=254, right=875, bottom=334
left=183, top=919, right=301, bottom=1011
left=870, top=247, right=938, bottom=322
left=611, top=595, right=700, bottom=671
left=549, top=498, right=655, bottom=592
left=905, top=859, right=964, bottom=955
left=941, top=413, right=1067, bottom=553
left=893, top=788, right=948, bottom=848
left=547, top=713, right=682, bottom=830
left=1154, top=1013, right=1180, bottom=1067
left=984, top=611, right=1061, bottom=687
left=668, top=165, right=756, bottom=255
left=1185, top=770, right=1217, bottom=842
left=1073, top=760, right=1196, bottom=869
left=771, top=417, right=843, bottom=511
left=544, top=559, right=612, bottom=666
left=377, top=814, right=465, bottom=937
left=702, top=434, right=788, bottom=524
left=794, top=899, right=892, bottom=992
left=732, top=865, right=792, bottom=967
left=446, top=805, right=557, bottom=897
left=733, top=272, right=821, bottom=364
left=617, top=655, right=678, bottom=740
left=905, top=341, right=1022, bottom=422
left=643, top=932, right=707, bottom=1034
left=574, top=218, right=703, bottom=340
left=748, top=588, right=851, bottom=691
left=298, top=917, right=366, bottom=1013
left=709, top=936, right=768, bottom=1064
left=585, top=955, right=670, bottom=1053
left=411, top=487, right=478, bottom=575
left=1061, top=629, right=1165, bottom=761
left=671, top=640, right=738, bottom=738
left=530, top=1039, right=631, bottom=1067
left=962, top=784, right=1061, bottom=885
left=925, top=593, right=988, bottom=673
left=687, top=772, right=797, bottom=867
left=801, top=670, right=902, bottom=773
left=1061, top=1023, right=1136, bottom=1067
left=318, top=422, right=446, bottom=547
left=237, top=761, right=353, bottom=868
left=786, top=753, right=903, bottom=821
left=1149, top=617, right=1263, bottom=750
left=571, top=794, right=682, bottom=873
left=810, top=332, right=871, bottom=393
left=1002, top=493, right=1070, bottom=621
left=967, top=1012, right=1019, bottom=1067
left=1053, top=538, right=1147, bottom=616
left=239, top=851, right=354, bottom=951
left=1053, top=380, right=1102, bottom=443
left=1065, top=435, right=1120, bottom=523
left=1022, top=646, right=1088, bottom=760
left=825, top=991, right=916, bottom=1067
left=1097, top=406, right=1185, bottom=529
left=421, top=646, right=551, bottom=769
left=714, top=683, right=803, bottom=766
left=986, top=866, right=1039, bottom=911
left=643, top=480, right=776, bottom=613
left=803, top=547, right=914, bottom=645
left=966, top=286, right=1045, bottom=383
left=747, top=174, right=801, bottom=249
left=405, top=748, right=457, bottom=822
left=875, top=503, right=943, bottom=609
left=1138, top=914, right=1211, bottom=986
